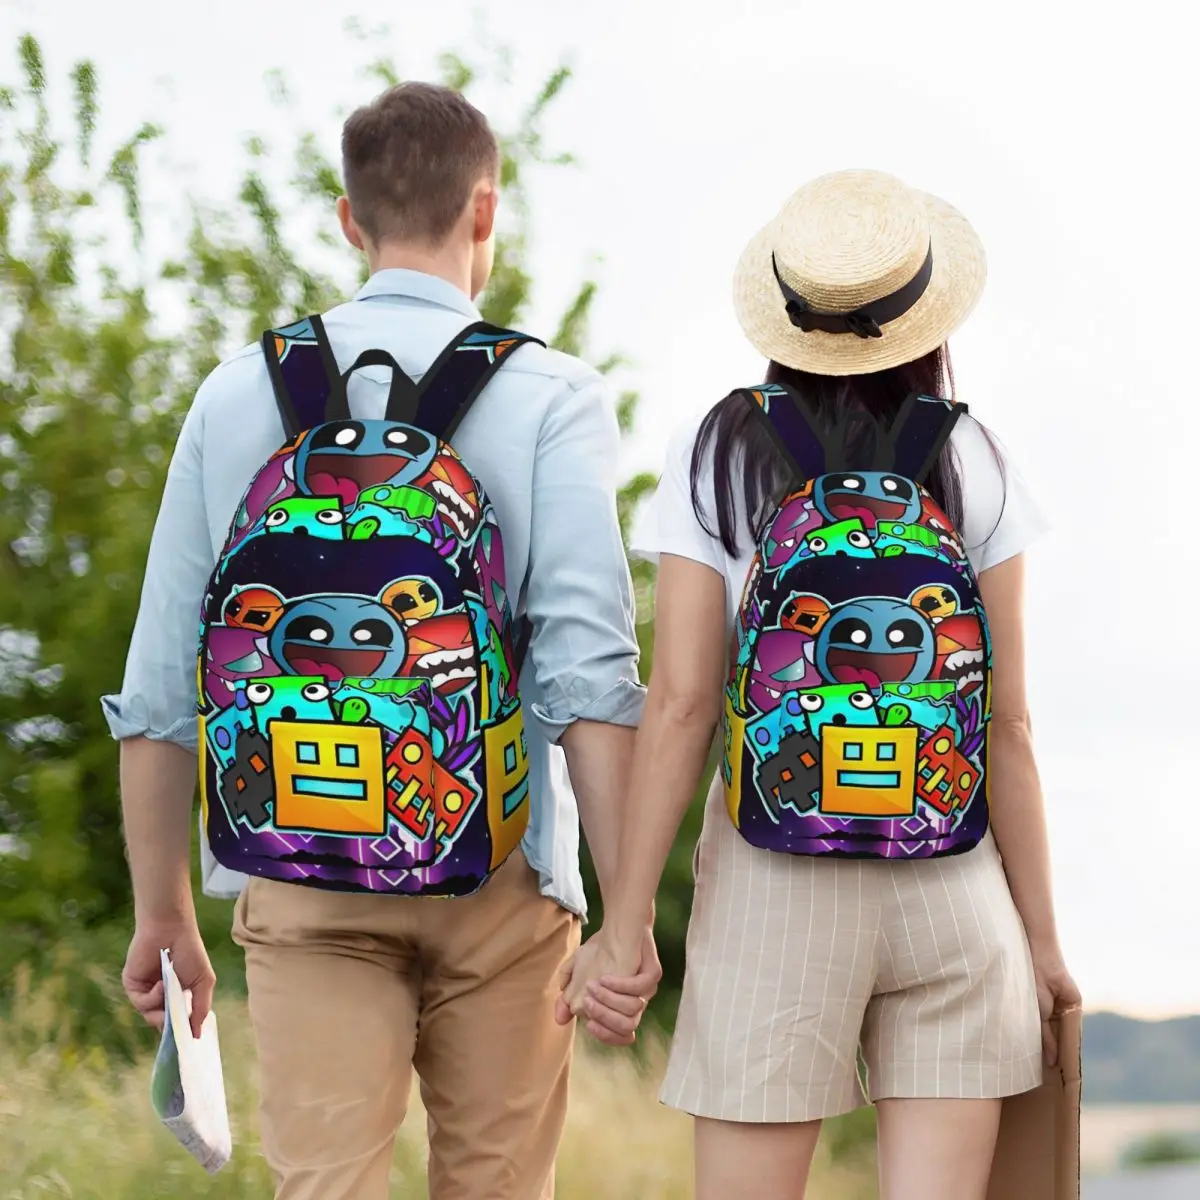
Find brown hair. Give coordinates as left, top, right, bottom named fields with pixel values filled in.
left=341, top=82, right=499, bottom=247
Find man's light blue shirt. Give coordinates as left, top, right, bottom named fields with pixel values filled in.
left=101, top=269, right=645, bottom=917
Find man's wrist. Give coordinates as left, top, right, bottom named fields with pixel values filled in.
left=134, top=888, right=196, bottom=929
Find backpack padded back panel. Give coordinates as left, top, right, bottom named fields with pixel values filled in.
left=197, top=316, right=541, bottom=896
left=723, top=384, right=992, bottom=859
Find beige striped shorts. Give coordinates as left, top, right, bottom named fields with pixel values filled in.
left=661, top=778, right=1043, bottom=1123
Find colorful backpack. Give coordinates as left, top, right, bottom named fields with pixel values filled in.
left=197, top=316, right=541, bottom=896
left=723, top=384, right=992, bottom=859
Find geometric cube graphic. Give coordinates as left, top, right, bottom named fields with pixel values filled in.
left=879, top=680, right=956, bottom=734
left=219, top=727, right=274, bottom=829
left=819, top=725, right=918, bottom=818
left=206, top=700, right=255, bottom=770
left=385, top=729, right=478, bottom=847
left=270, top=719, right=386, bottom=836
left=757, top=729, right=821, bottom=819
left=483, top=704, right=530, bottom=870
left=915, top=725, right=957, bottom=816
left=951, top=749, right=981, bottom=812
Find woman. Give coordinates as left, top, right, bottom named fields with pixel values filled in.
left=562, top=169, right=1080, bottom=1200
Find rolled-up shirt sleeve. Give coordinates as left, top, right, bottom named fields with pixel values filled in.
left=523, top=373, right=646, bottom=742
left=100, top=390, right=216, bottom=752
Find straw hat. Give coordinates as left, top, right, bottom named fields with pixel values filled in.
left=732, top=169, right=986, bottom=376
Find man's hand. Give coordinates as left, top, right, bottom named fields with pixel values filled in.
left=555, top=925, right=661, bottom=1047
left=123, top=919, right=215, bottom=1040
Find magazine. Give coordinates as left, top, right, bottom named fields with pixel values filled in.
left=149, top=948, right=232, bottom=1174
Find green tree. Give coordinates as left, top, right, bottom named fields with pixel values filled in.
left=0, top=30, right=705, bottom=1048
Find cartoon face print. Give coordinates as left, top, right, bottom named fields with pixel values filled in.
left=792, top=682, right=880, bottom=737
left=747, top=628, right=823, bottom=713
left=879, top=680, right=956, bottom=732
left=244, top=676, right=336, bottom=730
left=229, top=454, right=296, bottom=549
left=356, top=484, right=436, bottom=522
left=295, top=420, right=438, bottom=507
left=346, top=505, right=422, bottom=542
left=415, top=451, right=482, bottom=543
left=473, top=516, right=510, bottom=634
left=738, top=556, right=764, bottom=628
left=763, top=494, right=824, bottom=570
left=910, top=584, right=959, bottom=623
left=780, top=592, right=831, bottom=636
left=204, top=626, right=280, bottom=709
left=223, top=586, right=286, bottom=632
left=920, top=494, right=966, bottom=562
left=382, top=577, right=443, bottom=626
left=331, top=677, right=431, bottom=738
left=265, top=497, right=346, bottom=539
left=403, top=613, right=476, bottom=695
left=874, top=521, right=941, bottom=559
left=814, top=472, right=922, bottom=530
left=269, top=596, right=408, bottom=683
left=463, top=595, right=512, bottom=722
left=805, top=518, right=875, bottom=559
left=933, top=611, right=986, bottom=694
left=928, top=518, right=965, bottom=562
left=820, top=725, right=918, bottom=819
left=815, top=597, right=936, bottom=688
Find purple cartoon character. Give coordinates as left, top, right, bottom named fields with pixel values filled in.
left=747, top=628, right=823, bottom=712
left=203, top=586, right=287, bottom=708
left=762, top=494, right=825, bottom=571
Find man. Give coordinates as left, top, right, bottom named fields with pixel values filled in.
left=105, top=82, right=659, bottom=1200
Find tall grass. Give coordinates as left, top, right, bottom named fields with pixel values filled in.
left=0, top=966, right=877, bottom=1198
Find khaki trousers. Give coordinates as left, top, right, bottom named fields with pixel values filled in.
left=232, top=850, right=581, bottom=1199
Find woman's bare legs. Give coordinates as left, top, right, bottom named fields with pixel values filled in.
left=876, top=1098, right=1001, bottom=1200
left=694, top=1116, right=824, bottom=1200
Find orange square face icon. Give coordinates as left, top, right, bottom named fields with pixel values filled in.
left=270, top=720, right=386, bottom=836
left=819, top=726, right=917, bottom=818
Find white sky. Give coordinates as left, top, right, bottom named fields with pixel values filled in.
left=3, top=0, right=1198, bottom=1018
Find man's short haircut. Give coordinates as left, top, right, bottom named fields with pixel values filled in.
left=341, top=82, right=500, bottom=246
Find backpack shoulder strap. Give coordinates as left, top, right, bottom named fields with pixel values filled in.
left=733, top=383, right=830, bottom=485
left=261, top=315, right=348, bottom=439
left=409, top=322, right=545, bottom=442
left=881, top=393, right=967, bottom=484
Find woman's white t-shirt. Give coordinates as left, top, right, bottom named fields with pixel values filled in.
left=632, top=411, right=1049, bottom=622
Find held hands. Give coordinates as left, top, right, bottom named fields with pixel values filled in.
left=555, top=925, right=661, bottom=1047
left=123, top=918, right=215, bottom=1040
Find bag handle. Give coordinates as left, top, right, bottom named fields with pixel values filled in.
left=336, top=348, right=421, bottom=426
left=411, top=322, right=543, bottom=442
left=262, top=314, right=345, bottom=439
left=877, top=393, right=967, bottom=484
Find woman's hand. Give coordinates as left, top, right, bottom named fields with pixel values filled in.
left=1030, top=942, right=1081, bottom=1066
left=555, top=926, right=659, bottom=1046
